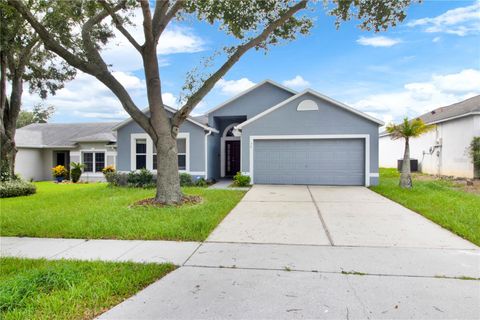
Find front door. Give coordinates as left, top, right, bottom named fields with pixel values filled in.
left=54, top=151, right=70, bottom=170
left=225, top=140, right=240, bottom=176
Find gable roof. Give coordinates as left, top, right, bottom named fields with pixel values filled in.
left=380, top=95, right=480, bottom=136
left=16, top=122, right=117, bottom=148
left=236, top=89, right=384, bottom=129
left=205, top=79, right=297, bottom=115
left=112, top=105, right=218, bottom=133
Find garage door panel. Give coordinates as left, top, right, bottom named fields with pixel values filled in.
left=253, top=139, right=365, bottom=185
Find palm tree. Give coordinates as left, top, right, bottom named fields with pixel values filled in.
left=386, top=118, right=434, bottom=188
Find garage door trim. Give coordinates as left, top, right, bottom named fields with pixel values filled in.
left=249, top=134, right=370, bottom=186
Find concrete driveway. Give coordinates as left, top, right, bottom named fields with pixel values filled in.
left=207, top=185, right=476, bottom=249
left=99, top=185, right=480, bottom=319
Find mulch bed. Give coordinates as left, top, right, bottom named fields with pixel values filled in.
left=132, top=195, right=203, bottom=208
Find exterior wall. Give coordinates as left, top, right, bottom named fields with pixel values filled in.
left=207, top=82, right=294, bottom=124
left=116, top=116, right=206, bottom=177
left=15, top=148, right=44, bottom=181
left=379, top=115, right=478, bottom=178
left=240, top=92, right=380, bottom=185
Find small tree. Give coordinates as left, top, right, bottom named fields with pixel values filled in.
left=386, top=117, right=434, bottom=188
left=0, top=2, right=76, bottom=180
left=468, top=137, right=480, bottom=178
left=9, top=0, right=415, bottom=203
left=16, top=103, right=55, bottom=128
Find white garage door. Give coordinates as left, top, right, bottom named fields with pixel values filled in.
left=253, top=139, right=365, bottom=185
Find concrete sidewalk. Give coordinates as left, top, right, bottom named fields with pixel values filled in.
left=1, top=237, right=200, bottom=265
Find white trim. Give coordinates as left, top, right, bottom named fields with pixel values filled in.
left=112, top=105, right=219, bottom=133
left=248, top=134, right=371, bottom=187
left=189, top=171, right=206, bottom=176
left=130, top=133, right=190, bottom=172
left=236, top=89, right=384, bottom=130
left=204, top=130, right=213, bottom=179
left=220, top=123, right=241, bottom=177
left=205, top=79, right=297, bottom=115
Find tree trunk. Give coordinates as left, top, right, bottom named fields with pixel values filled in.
left=154, top=133, right=182, bottom=204
left=400, top=137, right=412, bottom=188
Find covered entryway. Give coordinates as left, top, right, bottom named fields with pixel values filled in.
left=252, top=138, right=366, bottom=185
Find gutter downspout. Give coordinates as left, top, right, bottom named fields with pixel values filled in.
left=204, top=130, right=213, bottom=180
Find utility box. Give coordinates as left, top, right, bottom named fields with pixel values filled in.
left=397, top=159, right=418, bottom=172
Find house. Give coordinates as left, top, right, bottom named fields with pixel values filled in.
left=15, top=80, right=384, bottom=186
left=379, top=95, right=480, bottom=178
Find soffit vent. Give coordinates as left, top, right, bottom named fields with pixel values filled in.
left=297, top=99, right=319, bottom=111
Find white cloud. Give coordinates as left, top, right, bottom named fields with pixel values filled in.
left=102, top=9, right=205, bottom=72
left=162, top=92, right=180, bottom=108
left=21, top=71, right=147, bottom=121
left=350, top=69, right=480, bottom=124
left=216, top=78, right=256, bottom=96
left=356, top=36, right=401, bottom=47
left=282, top=75, right=310, bottom=89
left=407, top=2, right=480, bottom=36
left=432, top=36, right=441, bottom=43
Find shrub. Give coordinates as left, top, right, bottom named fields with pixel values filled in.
left=233, top=172, right=250, bottom=187
left=195, top=177, right=208, bottom=187
left=179, top=173, right=193, bottom=186
left=70, top=162, right=84, bottom=183
left=105, top=172, right=129, bottom=187
left=127, top=169, right=154, bottom=188
left=102, top=165, right=115, bottom=175
left=51, top=165, right=68, bottom=179
left=0, top=179, right=36, bottom=198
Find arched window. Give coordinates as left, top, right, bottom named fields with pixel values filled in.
left=222, top=123, right=239, bottom=137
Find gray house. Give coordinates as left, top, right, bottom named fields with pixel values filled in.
left=16, top=80, right=383, bottom=186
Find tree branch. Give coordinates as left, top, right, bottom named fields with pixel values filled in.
left=172, top=0, right=308, bottom=126
left=139, top=0, right=154, bottom=45
left=98, top=0, right=143, bottom=52
left=152, top=0, right=183, bottom=44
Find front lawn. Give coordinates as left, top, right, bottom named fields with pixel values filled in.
left=0, top=257, right=174, bottom=320
left=371, top=168, right=480, bottom=246
left=0, top=182, right=245, bottom=241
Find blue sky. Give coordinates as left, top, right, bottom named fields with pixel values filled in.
left=22, top=0, right=480, bottom=125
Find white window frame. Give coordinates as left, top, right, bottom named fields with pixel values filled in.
left=130, top=133, right=190, bottom=172
left=220, top=123, right=241, bottom=177
left=248, top=134, right=371, bottom=186
left=81, top=150, right=106, bottom=173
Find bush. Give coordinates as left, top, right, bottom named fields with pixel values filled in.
left=51, top=165, right=68, bottom=180
left=70, top=162, right=84, bottom=183
left=102, top=165, right=115, bottom=175
left=127, top=169, right=154, bottom=188
left=179, top=173, right=193, bottom=186
left=233, top=172, right=250, bottom=187
left=0, top=180, right=36, bottom=198
left=105, top=172, right=129, bottom=187
left=195, top=177, right=208, bottom=187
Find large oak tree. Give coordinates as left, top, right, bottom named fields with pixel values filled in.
left=8, top=0, right=414, bottom=203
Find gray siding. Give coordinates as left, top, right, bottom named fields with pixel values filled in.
left=241, top=92, right=380, bottom=185
left=116, top=115, right=206, bottom=175
left=208, top=82, right=294, bottom=123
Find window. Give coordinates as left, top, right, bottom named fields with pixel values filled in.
left=152, top=144, right=157, bottom=170
left=83, top=152, right=105, bottom=173
left=177, top=138, right=186, bottom=170
left=83, top=153, right=93, bottom=172
left=95, top=153, right=105, bottom=172
left=136, top=139, right=147, bottom=170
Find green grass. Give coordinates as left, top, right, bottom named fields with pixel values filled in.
left=0, top=257, right=174, bottom=320
left=0, top=182, right=245, bottom=241
left=370, top=168, right=480, bottom=246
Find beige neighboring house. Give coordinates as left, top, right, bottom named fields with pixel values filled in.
left=379, top=95, right=480, bottom=178
left=15, top=122, right=117, bottom=181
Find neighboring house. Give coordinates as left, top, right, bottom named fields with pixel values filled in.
left=15, top=123, right=117, bottom=181
left=15, top=80, right=384, bottom=186
left=379, top=95, right=480, bottom=178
